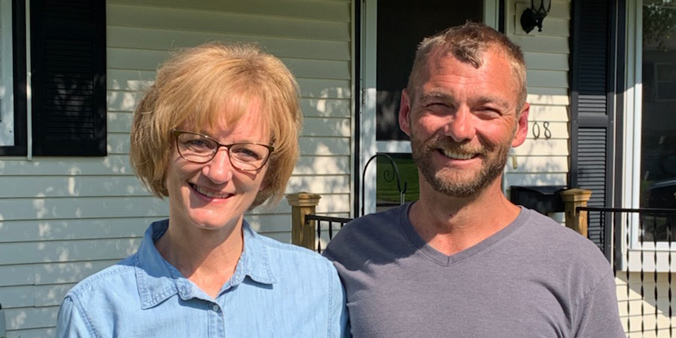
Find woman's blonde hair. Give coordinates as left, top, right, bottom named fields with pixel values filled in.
left=130, top=42, right=302, bottom=208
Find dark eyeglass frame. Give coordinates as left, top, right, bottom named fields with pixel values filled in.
left=171, top=129, right=274, bottom=171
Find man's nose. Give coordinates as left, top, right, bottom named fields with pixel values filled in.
left=444, top=107, right=476, bottom=142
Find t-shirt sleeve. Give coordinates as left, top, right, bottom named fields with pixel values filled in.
left=573, top=270, right=625, bottom=338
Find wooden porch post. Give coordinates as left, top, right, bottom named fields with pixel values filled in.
left=560, top=188, right=593, bottom=237
left=286, top=192, right=321, bottom=250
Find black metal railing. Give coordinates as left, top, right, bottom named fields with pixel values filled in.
left=579, top=206, right=676, bottom=337
left=305, top=214, right=353, bottom=253
left=361, top=154, right=408, bottom=216
left=304, top=154, right=409, bottom=253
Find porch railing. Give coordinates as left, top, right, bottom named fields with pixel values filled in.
left=286, top=154, right=407, bottom=252
left=288, top=189, right=599, bottom=253
left=286, top=191, right=353, bottom=252
left=578, top=206, right=676, bottom=337
left=288, top=186, right=676, bottom=336
left=304, top=214, right=353, bottom=253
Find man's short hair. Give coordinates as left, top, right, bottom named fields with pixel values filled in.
left=407, top=22, right=527, bottom=110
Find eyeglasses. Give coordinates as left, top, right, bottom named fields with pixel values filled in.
left=172, top=130, right=274, bottom=171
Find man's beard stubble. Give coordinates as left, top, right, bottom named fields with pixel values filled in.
left=410, top=133, right=510, bottom=198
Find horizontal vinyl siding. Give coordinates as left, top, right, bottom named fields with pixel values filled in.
left=105, top=0, right=354, bottom=235
left=504, top=0, right=571, bottom=199
left=0, top=1, right=353, bottom=336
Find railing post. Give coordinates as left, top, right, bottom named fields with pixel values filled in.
left=0, top=303, right=5, bottom=337
left=560, top=188, right=593, bottom=237
left=286, top=192, right=321, bottom=250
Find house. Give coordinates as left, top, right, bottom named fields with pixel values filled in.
left=0, top=0, right=673, bottom=337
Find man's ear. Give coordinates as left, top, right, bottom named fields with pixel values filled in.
left=399, top=89, right=412, bottom=136
left=511, top=102, right=530, bottom=147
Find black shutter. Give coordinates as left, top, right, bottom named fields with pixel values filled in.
left=570, top=0, right=621, bottom=250
left=30, top=0, right=106, bottom=156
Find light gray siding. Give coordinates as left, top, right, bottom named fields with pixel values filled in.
left=504, top=0, right=570, bottom=190
left=0, top=1, right=352, bottom=336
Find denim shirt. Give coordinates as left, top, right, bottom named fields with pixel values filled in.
left=56, top=219, right=348, bottom=338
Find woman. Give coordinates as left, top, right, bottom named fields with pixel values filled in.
left=56, top=42, right=348, bottom=337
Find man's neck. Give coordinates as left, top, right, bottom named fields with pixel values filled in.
left=408, top=178, right=521, bottom=256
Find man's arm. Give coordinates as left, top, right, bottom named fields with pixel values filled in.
left=573, top=270, right=625, bottom=338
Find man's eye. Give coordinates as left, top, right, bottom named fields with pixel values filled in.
left=425, top=103, right=453, bottom=114
left=475, top=108, right=502, bottom=118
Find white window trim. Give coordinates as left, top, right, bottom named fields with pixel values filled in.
left=0, top=0, right=14, bottom=146
left=622, top=0, right=643, bottom=245
left=360, top=0, right=378, bottom=215
left=376, top=141, right=410, bottom=153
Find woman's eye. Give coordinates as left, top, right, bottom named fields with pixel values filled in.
left=233, top=148, right=260, bottom=160
left=186, top=139, right=211, bottom=149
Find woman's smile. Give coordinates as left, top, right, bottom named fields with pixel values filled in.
left=189, top=182, right=233, bottom=200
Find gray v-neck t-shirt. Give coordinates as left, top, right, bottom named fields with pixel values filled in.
left=323, top=204, right=624, bottom=338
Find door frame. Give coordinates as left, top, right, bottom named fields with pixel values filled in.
left=356, top=0, right=501, bottom=215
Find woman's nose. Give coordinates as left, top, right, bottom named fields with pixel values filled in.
left=202, top=148, right=233, bottom=183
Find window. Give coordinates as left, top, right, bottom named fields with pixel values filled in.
left=651, top=63, right=676, bottom=101
left=624, top=0, right=676, bottom=246
left=639, top=1, right=676, bottom=241
left=0, top=0, right=106, bottom=157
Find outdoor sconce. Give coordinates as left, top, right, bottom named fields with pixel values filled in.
left=520, top=0, right=552, bottom=33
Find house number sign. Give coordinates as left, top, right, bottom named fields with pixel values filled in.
left=532, top=121, right=551, bottom=140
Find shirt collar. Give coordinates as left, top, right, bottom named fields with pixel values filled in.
left=226, top=220, right=277, bottom=287
left=134, top=219, right=276, bottom=309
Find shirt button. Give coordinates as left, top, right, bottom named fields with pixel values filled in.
left=212, top=305, right=219, bottom=312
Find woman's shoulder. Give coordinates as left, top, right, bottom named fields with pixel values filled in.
left=252, top=234, right=337, bottom=274
left=64, top=255, right=139, bottom=300
left=255, top=234, right=326, bottom=260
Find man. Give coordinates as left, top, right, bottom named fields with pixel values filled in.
left=323, top=22, right=624, bottom=337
